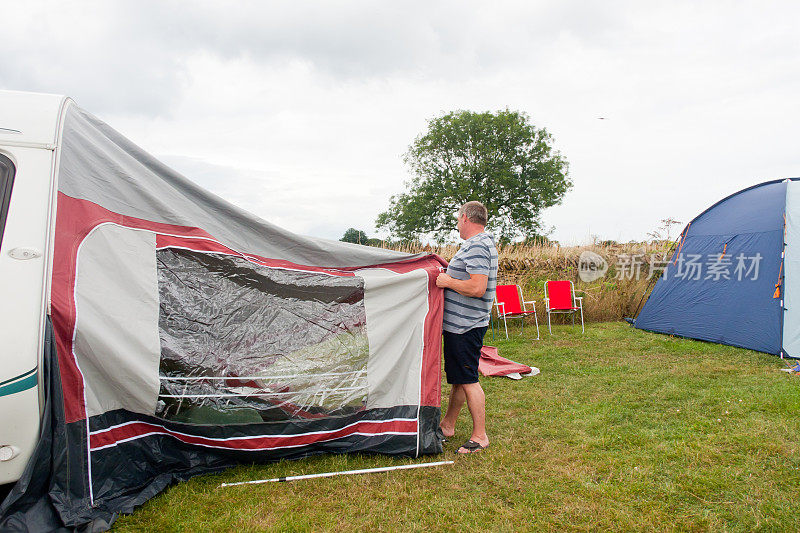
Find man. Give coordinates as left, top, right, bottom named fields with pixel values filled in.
left=435, top=201, right=498, bottom=454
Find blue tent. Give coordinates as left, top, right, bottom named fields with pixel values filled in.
left=635, top=178, right=800, bottom=357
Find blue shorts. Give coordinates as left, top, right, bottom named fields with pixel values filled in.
left=443, top=326, right=487, bottom=384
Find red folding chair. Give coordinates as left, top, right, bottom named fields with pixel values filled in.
left=544, top=280, right=584, bottom=334
left=493, top=284, right=540, bottom=340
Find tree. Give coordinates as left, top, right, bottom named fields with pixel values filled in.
left=376, top=109, right=571, bottom=243
left=646, top=218, right=682, bottom=243
left=340, top=228, right=369, bottom=244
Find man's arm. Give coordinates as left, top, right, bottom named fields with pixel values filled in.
left=436, top=273, right=488, bottom=298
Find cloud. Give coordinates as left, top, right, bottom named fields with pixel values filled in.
left=115, top=0, right=623, bottom=79
left=0, top=2, right=189, bottom=115
left=2, top=1, right=799, bottom=244
left=0, top=1, right=627, bottom=115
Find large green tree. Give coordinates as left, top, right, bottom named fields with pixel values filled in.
left=376, top=109, right=571, bottom=243
left=340, top=228, right=369, bottom=244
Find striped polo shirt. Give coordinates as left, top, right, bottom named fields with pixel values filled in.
left=442, top=232, right=498, bottom=334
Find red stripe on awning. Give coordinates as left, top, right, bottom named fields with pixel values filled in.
left=90, top=419, right=418, bottom=451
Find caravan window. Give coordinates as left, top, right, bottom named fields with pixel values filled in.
left=0, top=154, right=15, bottom=250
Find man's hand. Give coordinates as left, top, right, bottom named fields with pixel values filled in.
left=435, top=272, right=488, bottom=298
left=436, top=272, right=453, bottom=289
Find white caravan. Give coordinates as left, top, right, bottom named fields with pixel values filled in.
left=0, top=91, right=68, bottom=483
left=0, top=90, right=67, bottom=484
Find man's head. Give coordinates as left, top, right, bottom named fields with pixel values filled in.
left=456, top=201, right=488, bottom=239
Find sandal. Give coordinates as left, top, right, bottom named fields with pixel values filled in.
left=456, top=440, right=488, bottom=454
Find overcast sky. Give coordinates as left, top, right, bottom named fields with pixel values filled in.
left=3, top=1, right=799, bottom=243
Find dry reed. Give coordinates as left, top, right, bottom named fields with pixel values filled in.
left=382, top=240, right=676, bottom=322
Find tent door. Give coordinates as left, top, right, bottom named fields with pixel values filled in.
left=782, top=180, right=800, bottom=357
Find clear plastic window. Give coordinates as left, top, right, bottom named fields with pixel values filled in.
left=155, top=248, right=369, bottom=424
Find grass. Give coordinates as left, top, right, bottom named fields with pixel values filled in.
left=114, top=322, right=800, bottom=532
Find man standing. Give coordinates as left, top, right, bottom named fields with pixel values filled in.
left=435, top=201, right=498, bottom=454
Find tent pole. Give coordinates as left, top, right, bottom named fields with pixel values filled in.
left=218, top=460, right=455, bottom=487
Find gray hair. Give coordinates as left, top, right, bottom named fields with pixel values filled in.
left=458, top=201, right=488, bottom=226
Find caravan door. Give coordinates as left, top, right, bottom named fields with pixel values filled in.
left=0, top=142, right=58, bottom=484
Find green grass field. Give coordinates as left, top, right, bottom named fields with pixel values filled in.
left=114, top=322, right=800, bottom=532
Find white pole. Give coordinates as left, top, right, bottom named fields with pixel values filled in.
left=218, top=460, right=454, bottom=487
